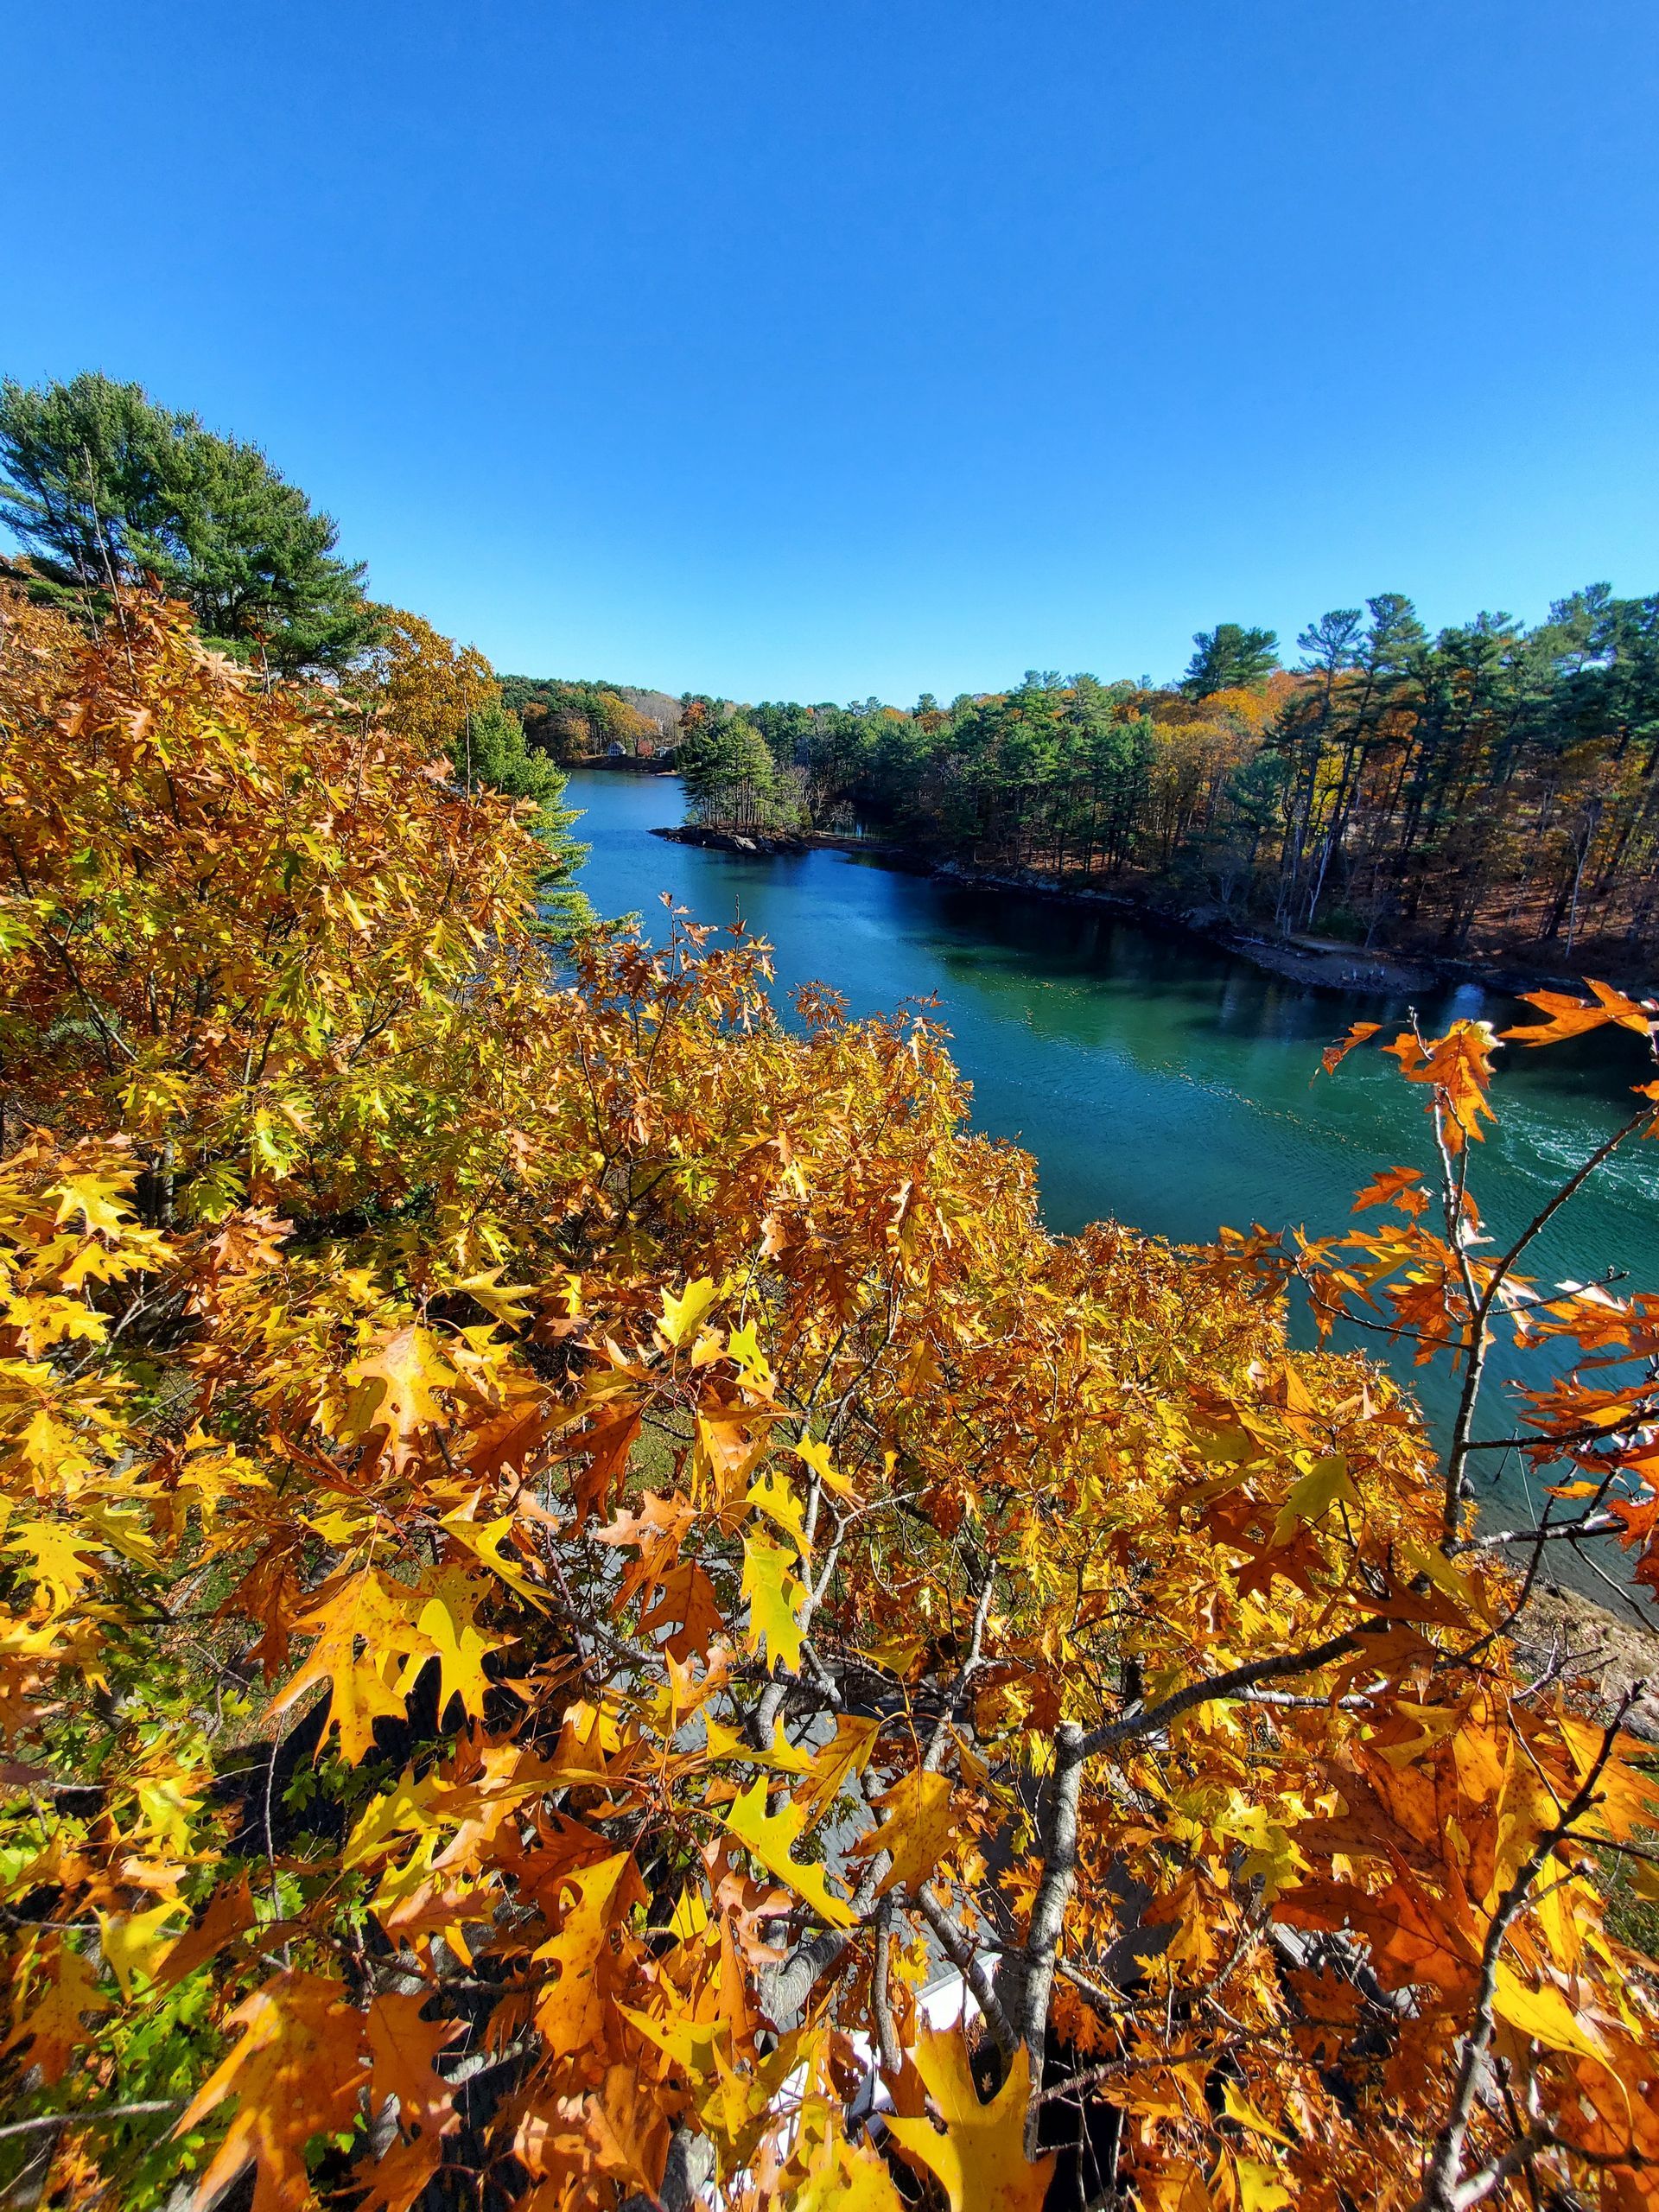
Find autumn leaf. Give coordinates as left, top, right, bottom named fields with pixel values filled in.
left=582, top=2060, right=671, bottom=2197
left=638, top=1555, right=725, bottom=1661
left=747, top=1465, right=810, bottom=1554
left=1501, top=977, right=1655, bottom=1047
left=402, top=1565, right=500, bottom=1723
left=658, top=1274, right=719, bottom=1348
left=365, top=1990, right=461, bottom=2135
left=724, top=1777, right=854, bottom=1928
left=268, top=1567, right=423, bottom=1760
left=4, top=1516, right=105, bottom=1613
left=1384, top=1020, right=1499, bottom=1152
left=174, top=1973, right=369, bottom=2212
left=792, top=1432, right=857, bottom=1499
left=532, top=1851, right=645, bottom=2059
left=1490, top=1960, right=1611, bottom=2066
left=1317, top=1020, right=1380, bottom=1078
left=796, top=2134, right=906, bottom=2209
left=791, top=1712, right=881, bottom=1828
left=1350, top=1164, right=1428, bottom=1215
left=1, top=1942, right=112, bottom=2085
left=886, top=2030, right=1054, bottom=2212
left=95, top=1900, right=180, bottom=1998
left=741, top=1527, right=806, bottom=1674
left=1270, top=1453, right=1357, bottom=1545
left=852, top=1767, right=957, bottom=1895
left=339, top=1324, right=455, bottom=1467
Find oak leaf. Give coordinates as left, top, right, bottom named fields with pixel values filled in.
left=1, top=1942, right=111, bottom=2085
left=724, top=1777, right=854, bottom=1928
left=1502, top=978, right=1654, bottom=1046
left=886, top=2029, right=1055, bottom=2212
left=173, top=1972, right=368, bottom=2212
left=268, top=1567, right=422, bottom=1760
left=852, top=1767, right=957, bottom=1896
left=741, top=1528, right=806, bottom=1674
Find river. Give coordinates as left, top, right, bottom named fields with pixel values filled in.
left=567, top=769, right=1659, bottom=1605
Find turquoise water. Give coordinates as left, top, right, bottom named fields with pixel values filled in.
left=568, top=770, right=1659, bottom=1602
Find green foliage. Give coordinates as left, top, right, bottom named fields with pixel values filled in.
left=1181, top=620, right=1282, bottom=696
left=465, top=701, right=592, bottom=925
left=677, top=705, right=806, bottom=832
left=0, top=372, right=375, bottom=671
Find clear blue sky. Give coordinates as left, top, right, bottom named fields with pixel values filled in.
left=3, top=2, right=1656, bottom=702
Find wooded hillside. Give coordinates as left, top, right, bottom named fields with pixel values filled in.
left=668, top=588, right=1659, bottom=969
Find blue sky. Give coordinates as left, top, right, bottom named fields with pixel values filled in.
left=3, top=2, right=1656, bottom=702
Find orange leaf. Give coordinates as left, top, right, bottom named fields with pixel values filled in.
left=174, top=1973, right=368, bottom=2212
left=852, top=1767, right=957, bottom=1896
left=1502, top=978, right=1654, bottom=1047
left=1318, top=1020, right=1380, bottom=1077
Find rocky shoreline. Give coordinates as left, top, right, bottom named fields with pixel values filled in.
left=648, top=825, right=1607, bottom=1001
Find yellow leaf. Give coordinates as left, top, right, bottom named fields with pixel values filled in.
left=441, top=1506, right=549, bottom=1609
left=725, top=1318, right=773, bottom=1391
left=669, top=1885, right=709, bottom=1941
left=268, top=1568, right=422, bottom=1762
left=724, top=1777, right=854, bottom=1929
left=404, top=1567, right=500, bottom=1722
left=741, top=1529, right=806, bottom=1675
left=340, top=1324, right=454, bottom=1465
left=792, top=1713, right=881, bottom=1828
left=1270, top=1454, right=1357, bottom=1545
left=797, top=2136, right=906, bottom=2210
left=96, top=1902, right=180, bottom=1999
left=792, top=1434, right=856, bottom=1499
left=852, top=1767, right=957, bottom=1896
left=1220, top=2079, right=1295, bottom=2147
left=1234, top=2157, right=1294, bottom=2212
left=658, top=1276, right=719, bottom=1349
left=5, top=1518, right=103, bottom=1613
left=887, top=2029, right=1054, bottom=2212
left=702, top=1713, right=814, bottom=1772
left=51, top=1172, right=130, bottom=1237
left=747, top=1467, right=810, bottom=1555
left=1491, top=1961, right=1611, bottom=2064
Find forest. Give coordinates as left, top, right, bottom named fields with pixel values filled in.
left=3, top=372, right=1659, bottom=2212
left=666, top=594, right=1659, bottom=969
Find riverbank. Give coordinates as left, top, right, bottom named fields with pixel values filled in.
left=648, top=824, right=1604, bottom=1000
left=1515, top=1582, right=1659, bottom=1740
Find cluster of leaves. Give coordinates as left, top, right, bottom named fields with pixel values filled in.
left=2, top=586, right=1658, bottom=2212
left=355, top=609, right=590, bottom=926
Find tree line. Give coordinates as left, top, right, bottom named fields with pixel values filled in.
left=676, top=596, right=1659, bottom=964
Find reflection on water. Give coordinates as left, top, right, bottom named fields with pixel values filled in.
left=567, top=771, right=1659, bottom=1605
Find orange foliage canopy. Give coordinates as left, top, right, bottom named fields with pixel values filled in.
left=2, top=588, right=1657, bottom=2212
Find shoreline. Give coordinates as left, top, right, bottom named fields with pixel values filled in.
left=646, top=824, right=1604, bottom=1002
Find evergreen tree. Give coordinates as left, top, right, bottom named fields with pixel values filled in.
left=0, top=372, right=374, bottom=671
left=1181, top=620, right=1281, bottom=696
